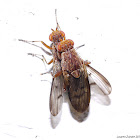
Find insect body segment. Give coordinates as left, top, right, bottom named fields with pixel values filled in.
left=61, top=49, right=82, bottom=77
left=60, top=47, right=90, bottom=112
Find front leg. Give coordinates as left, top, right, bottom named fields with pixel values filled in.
left=18, top=39, right=52, bottom=55
left=29, top=41, right=52, bottom=50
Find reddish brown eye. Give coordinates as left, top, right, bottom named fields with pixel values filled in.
left=49, top=30, right=65, bottom=42
left=57, top=39, right=74, bottom=52
left=60, top=31, right=65, bottom=38
left=49, top=34, right=53, bottom=41
left=67, top=39, right=74, bottom=46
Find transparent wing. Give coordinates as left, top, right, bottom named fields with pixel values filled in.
left=90, top=82, right=111, bottom=105
left=50, top=75, right=64, bottom=116
left=50, top=74, right=64, bottom=129
left=87, top=65, right=112, bottom=95
left=49, top=60, right=64, bottom=116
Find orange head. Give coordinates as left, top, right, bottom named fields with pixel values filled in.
left=49, top=30, right=65, bottom=43
left=57, top=39, right=74, bottom=52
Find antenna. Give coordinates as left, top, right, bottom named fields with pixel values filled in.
left=55, top=9, right=61, bottom=30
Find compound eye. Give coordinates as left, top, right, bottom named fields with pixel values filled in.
left=68, top=39, right=74, bottom=46
left=60, top=31, right=65, bottom=38
left=49, top=34, right=53, bottom=41
left=57, top=39, right=74, bottom=52
left=49, top=30, right=65, bottom=42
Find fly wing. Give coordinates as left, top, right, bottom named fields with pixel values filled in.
left=90, top=82, right=111, bottom=105
left=87, top=65, right=112, bottom=95
left=49, top=60, right=64, bottom=116
left=68, top=68, right=90, bottom=113
left=50, top=75, right=64, bottom=116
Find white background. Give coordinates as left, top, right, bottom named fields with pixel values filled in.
left=0, top=0, right=140, bottom=139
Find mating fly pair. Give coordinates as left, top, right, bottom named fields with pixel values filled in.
left=19, top=10, right=112, bottom=128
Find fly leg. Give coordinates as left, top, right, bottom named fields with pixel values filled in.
left=28, top=41, right=52, bottom=50
left=75, top=44, right=85, bottom=50
left=19, top=39, right=54, bottom=74
left=28, top=53, right=53, bottom=65
left=53, top=70, right=62, bottom=78
left=28, top=53, right=53, bottom=75
left=18, top=39, right=52, bottom=56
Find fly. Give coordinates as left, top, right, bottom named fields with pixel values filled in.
left=19, top=9, right=112, bottom=128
